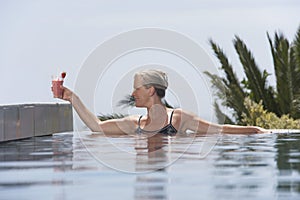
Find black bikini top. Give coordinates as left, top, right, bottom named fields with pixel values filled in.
left=136, top=110, right=177, bottom=135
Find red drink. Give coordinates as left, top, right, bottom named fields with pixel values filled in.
left=52, top=80, right=64, bottom=98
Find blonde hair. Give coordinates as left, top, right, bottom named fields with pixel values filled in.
left=134, top=69, right=168, bottom=89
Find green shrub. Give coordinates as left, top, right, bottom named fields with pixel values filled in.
left=242, top=97, right=300, bottom=129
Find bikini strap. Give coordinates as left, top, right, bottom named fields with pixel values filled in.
left=169, top=110, right=175, bottom=124
left=138, top=111, right=174, bottom=128
left=138, top=115, right=143, bottom=127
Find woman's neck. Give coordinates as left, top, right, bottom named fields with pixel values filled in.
left=146, top=103, right=168, bottom=127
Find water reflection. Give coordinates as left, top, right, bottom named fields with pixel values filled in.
left=276, top=133, right=300, bottom=194
left=0, top=134, right=73, bottom=171
left=211, top=134, right=278, bottom=199
left=134, top=174, right=168, bottom=200
left=134, top=134, right=168, bottom=200
left=135, top=133, right=169, bottom=171
left=0, top=131, right=300, bottom=199
left=74, top=132, right=170, bottom=199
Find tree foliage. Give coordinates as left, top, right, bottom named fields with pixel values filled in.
left=206, top=26, right=300, bottom=125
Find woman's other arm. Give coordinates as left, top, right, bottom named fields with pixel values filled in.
left=179, top=109, right=267, bottom=134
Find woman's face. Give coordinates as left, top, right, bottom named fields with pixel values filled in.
left=132, top=76, right=150, bottom=107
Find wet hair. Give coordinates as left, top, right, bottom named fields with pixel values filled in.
left=135, top=69, right=168, bottom=98
left=144, top=84, right=166, bottom=98
left=155, top=87, right=166, bottom=98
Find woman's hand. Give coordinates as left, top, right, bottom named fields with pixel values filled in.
left=60, top=86, right=74, bottom=102
left=51, top=85, right=74, bottom=103
left=248, top=126, right=269, bottom=134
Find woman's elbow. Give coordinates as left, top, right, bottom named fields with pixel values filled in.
left=89, top=122, right=103, bottom=132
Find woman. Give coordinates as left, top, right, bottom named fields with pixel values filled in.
left=56, top=69, right=267, bottom=135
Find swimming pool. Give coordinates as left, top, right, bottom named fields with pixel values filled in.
left=0, top=131, right=299, bottom=200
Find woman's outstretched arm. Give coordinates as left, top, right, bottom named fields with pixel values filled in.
left=58, top=86, right=136, bottom=134
left=179, top=109, right=268, bottom=134
left=69, top=92, right=102, bottom=132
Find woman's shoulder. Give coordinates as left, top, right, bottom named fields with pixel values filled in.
left=122, top=114, right=141, bottom=125
left=168, top=108, right=193, bottom=121
left=171, top=108, right=196, bottom=117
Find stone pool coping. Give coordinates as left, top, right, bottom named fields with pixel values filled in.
left=0, top=103, right=73, bottom=142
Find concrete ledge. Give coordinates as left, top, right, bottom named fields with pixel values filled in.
left=0, top=103, right=73, bottom=142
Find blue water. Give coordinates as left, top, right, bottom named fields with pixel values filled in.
left=0, top=131, right=300, bottom=200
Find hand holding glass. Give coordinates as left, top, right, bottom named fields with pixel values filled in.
left=52, top=72, right=66, bottom=98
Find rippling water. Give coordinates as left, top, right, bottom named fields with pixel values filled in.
left=0, top=131, right=300, bottom=200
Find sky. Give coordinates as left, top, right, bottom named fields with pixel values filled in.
left=0, top=0, right=300, bottom=120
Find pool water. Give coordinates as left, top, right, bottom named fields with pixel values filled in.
left=0, top=131, right=300, bottom=200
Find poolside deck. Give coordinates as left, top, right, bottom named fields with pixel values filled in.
left=0, top=103, right=73, bottom=142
